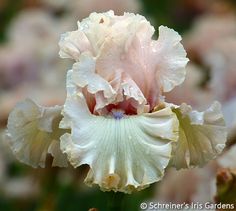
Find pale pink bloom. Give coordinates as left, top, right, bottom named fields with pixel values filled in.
left=7, top=11, right=227, bottom=193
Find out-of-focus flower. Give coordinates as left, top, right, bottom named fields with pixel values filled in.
left=155, top=162, right=217, bottom=204
left=4, top=9, right=72, bottom=88
left=0, top=45, right=38, bottom=89
left=165, top=63, right=212, bottom=109
left=8, top=9, right=60, bottom=57
left=40, top=0, right=140, bottom=19
left=218, top=144, right=236, bottom=169
left=7, top=11, right=227, bottom=193
left=2, top=176, right=40, bottom=199
left=183, top=14, right=236, bottom=139
left=184, top=14, right=236, bottom=60
left=222, top=97, right=236, bottom=139
left=204, top=38, right=236, bottom=102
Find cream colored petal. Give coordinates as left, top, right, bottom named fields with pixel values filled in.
left=154, top=26, right=189, bottom=92
left=170, top=102, right=227, bottom=169
left=60, top=91, right=179, bottom=193
left=7, top=99, right=68, bottom=168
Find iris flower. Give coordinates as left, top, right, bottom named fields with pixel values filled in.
left=7, top=11, right=227, bottom=193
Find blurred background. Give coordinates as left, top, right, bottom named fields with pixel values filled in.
left=1, top=0, right=236, bottom=210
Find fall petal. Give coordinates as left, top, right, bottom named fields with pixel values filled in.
left=60, top=91, right=179, bottom=193
left=170, top=102, right=227, bottom=169
left=7, top=99, right=68, bottom=168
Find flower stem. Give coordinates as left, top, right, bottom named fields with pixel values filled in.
left=107, top=192, right=125, bottom=211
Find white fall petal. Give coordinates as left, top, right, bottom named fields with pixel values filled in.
left=60, top=72, right=179, bottom=193
left=170, top=102, right=227, bottom=169
left=7, top=99, right=68, bottom=168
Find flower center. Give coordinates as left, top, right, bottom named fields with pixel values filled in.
left=111, top=109, right=125, bottom=120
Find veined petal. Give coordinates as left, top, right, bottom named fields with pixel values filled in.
left=60, top=91, right=179, bottom=193
left=170, top=102, right=227, bottom=169
left=154, top=26, right=189, bottom=92
left=7, top=99, right=68, bottom=168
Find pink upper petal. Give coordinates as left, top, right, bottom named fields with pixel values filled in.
left=59, top=11, right=189, bottom=114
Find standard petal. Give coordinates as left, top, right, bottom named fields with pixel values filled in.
left=60, top=91, right=179, bottom=193
left=59, top=30, right=92, bottom=61
left=7, top=99, right=68, bottom=168
left=154, top=26, right=189, bottom=92
left=59, top=12, right=189, bottom=113
left=59, top=11, right=115, bottom=61
left=170, top=102, right=227, bottom=169
left=72, top=54, right=117, bottom=111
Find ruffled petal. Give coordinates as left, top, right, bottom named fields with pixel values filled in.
left=95, top=19, right=159, bottom=109
left=7, top=99, right=68, bottom=168
left=59, top=11, right=115, bottom=60
left=60, top=90, right=179, bottom=193
left=59, top=30, right=92, bottom=61
left=59, top=12, right=189, bottom=113
left=154, top=26, right=189, bottom=92
left=170, top=102, right=227, bottom=169
left=72, top=54, right=117, bottom=111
